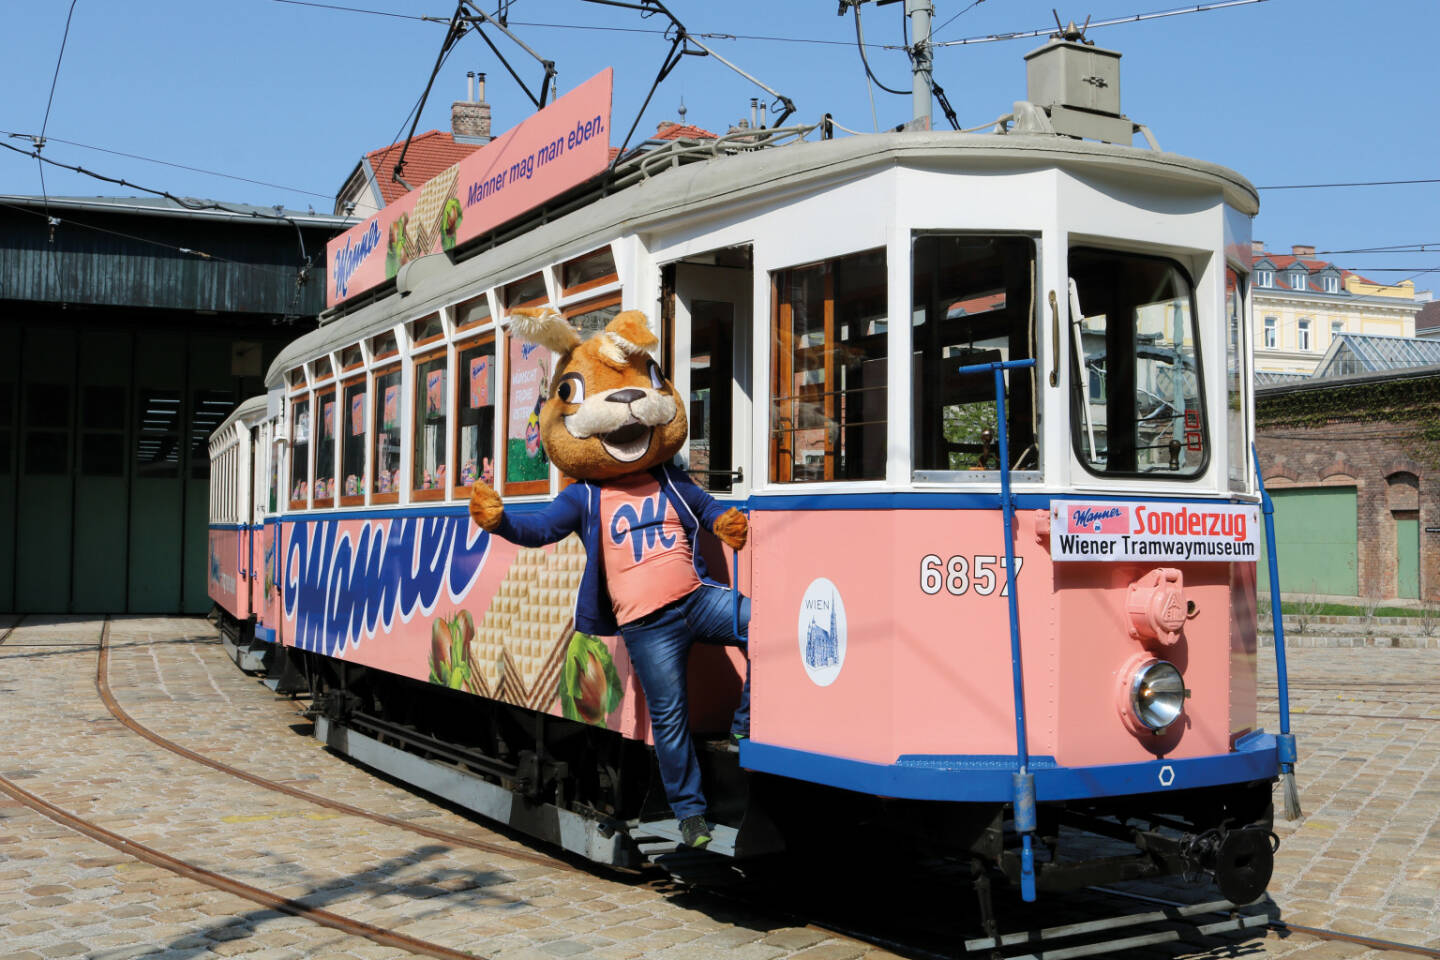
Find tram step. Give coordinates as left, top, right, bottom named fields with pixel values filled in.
left=632, top=818, right=739, bottom=857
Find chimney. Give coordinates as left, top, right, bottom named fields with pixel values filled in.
left=452, top=71, right=492, bottom=145
left=1251, top=240, right=1265, bottom=255
left=1292, top=244, right=1315, bottom=258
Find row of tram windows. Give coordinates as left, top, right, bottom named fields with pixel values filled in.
left=768, top=237, right=1209, bottom=483
left=284, top=262, right=626, bottom=511
left=209, top=444, right=241, bottom=523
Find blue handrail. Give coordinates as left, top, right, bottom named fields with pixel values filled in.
left=956, top=357, right=1039, bottom=900
left=1251, top=444, right=1301, bottom=818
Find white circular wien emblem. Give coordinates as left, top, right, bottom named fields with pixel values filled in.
left=797, top=577, right=847, bottom=687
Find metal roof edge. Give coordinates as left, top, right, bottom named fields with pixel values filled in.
left=0, top=194, right=357, bottom=229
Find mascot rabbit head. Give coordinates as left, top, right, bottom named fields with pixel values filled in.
left=509, top=307, right=687, bottom=481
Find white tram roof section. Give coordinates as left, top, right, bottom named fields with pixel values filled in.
left=208, top=394, right=268, bottom=448
left=266, top=130, right=1258, bottom=388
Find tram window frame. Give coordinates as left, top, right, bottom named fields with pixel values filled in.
left=502, top=326, right=551, bottom=497
left=313, top=386, right=337, bottom=507
left=287, top=394, right=311, bottom=511
left=340, top=344, right=364, bottom=372
left=455, top=293, right=492, bottom=333
left=560, top=247, right=618, bottom=297
left=412, top=345, right=449, bottom=502
left=338, top=374, right=367, bottom=506
left=312, top=355, right=334, bottom=384
left=1066, top=246, right=1210, bottom=479
left=769, top=247, right=889, bottom=484
left=503, top=273, right=549, bottom=312
left=370, top=361, right=403, bottom=504
left=909, top=233, right=1040, bottom=479
left=562, top=291, right=623, bottom=338
left=410, top=313, right=445, bottom=349
left=370, top=330, right=399, bottom=362
left=453, top=333, right=497, bottom=496
left=1224, top=266, right=1249, bottom=493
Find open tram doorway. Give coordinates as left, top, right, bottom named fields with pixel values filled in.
left=662, top=246, right=753, bottom=497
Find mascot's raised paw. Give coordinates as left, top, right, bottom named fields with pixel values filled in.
left=713, top=507, right=748, bottom=551
left=468, top=481, right=505, bottom=532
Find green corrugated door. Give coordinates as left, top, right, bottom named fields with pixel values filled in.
left=1263, top=487, right=1359, bottom=597
left=1397, top=514, right=1419, bottom=600
left=72, top=332, right=132, bottom=612
left=16, top=327, right=77, bottom=612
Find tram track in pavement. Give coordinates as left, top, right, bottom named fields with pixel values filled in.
left=96, top=618, right=927, bottom=957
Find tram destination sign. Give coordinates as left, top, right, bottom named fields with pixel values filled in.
left=1050, top=501, right=1260, bottom=563
left=327, top=69, right=614, bottom=307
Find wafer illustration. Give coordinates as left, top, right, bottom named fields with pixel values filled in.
left=404, top=164, right=461, bottom=261
left=464, top=534, right=586, bottom=710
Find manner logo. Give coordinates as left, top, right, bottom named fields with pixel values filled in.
left=1067, top=505, right=1127, bottom=534
left=797, top=578, right=847, bottom=687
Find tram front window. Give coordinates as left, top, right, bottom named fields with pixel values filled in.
left=1067, top=248, right=1206, bottom=477
left=911, top=235, right=1037, bottom=475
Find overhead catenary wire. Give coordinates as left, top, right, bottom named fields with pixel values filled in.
left=925, top=0, right=1268, bottom=48
left=1258, top=178, right=1440, bottom=190
left=1, top=130, right=333, bottom=202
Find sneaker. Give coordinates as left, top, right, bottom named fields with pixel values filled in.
left=679, top=815, right=712, bottom=849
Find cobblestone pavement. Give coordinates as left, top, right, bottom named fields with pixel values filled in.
left=2, top=615, right=1438, bottom=959
left=0, top=616, right=900, bottom=960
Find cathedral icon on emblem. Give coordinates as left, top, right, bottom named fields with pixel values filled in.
left=804, top=590, right=840, bottom=669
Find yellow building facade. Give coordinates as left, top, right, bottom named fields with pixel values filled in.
left=1251, top=243, right=1421, bottom=375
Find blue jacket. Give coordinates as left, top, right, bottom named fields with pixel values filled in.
left=492, top=461, right=731, bottom=635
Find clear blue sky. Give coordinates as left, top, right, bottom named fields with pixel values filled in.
left=3, top=0, right=1436, bottom=288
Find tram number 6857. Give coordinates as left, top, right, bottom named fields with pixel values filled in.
left=919, top=554, right=1024, bottom=597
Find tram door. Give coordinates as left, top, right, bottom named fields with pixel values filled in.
left=671, top=254, right=753, bottom=588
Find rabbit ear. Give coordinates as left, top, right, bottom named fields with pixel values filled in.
left=597, top=310, right=658, bottom=365
left=509, top=307, right=581, bottom=354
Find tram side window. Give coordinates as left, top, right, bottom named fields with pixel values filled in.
left=372, top=365, right=402, bottom=501
left=455, top=338, right=496, bottom=492
left=289, top=397, right=310, bottom=508
left=504, top=331, right=551, bottom=495
left=340, top=379, right=366, bottom=503
left=315, top=389, right=336, bottom=505
left=911, top=235, right=1037, bottom=474
left=1067, top=248, right=1206, bottom=477
left=413, top=350, right=447, bottom=497
left=770, top=249, right=888, bottom=483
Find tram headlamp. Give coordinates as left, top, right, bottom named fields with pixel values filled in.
left=1128, top=659, right=1188, bottom=734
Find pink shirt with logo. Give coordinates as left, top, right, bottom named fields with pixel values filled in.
left=600, top=473, right=701, bottom=625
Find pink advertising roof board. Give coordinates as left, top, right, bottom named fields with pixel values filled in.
left=327, top=68, right=614, bottom=308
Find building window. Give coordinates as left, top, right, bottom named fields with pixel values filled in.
left=1298, top=318, right=1311, bottom=350
left=1263, top=316, right=1277, bottom=348
left=1323, top=275, right=1339, bottom=294
left=910, top=234, right=1037, bottom=474
left=770, top=248, right=888, bottom=483
left=1290, top=271, right=1308, bottom=291
left=1255, top=269, right=1272, bottom=288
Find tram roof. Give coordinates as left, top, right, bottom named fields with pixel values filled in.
left=268, top=130, right=1258, bottom=387
left=210, top=394, right=269, bottom=444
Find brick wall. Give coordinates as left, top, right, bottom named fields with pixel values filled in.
left=1256, top=374, right=1440, bottom=603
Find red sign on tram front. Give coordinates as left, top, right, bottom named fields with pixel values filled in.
left=326, top=68, right=614, bottom=307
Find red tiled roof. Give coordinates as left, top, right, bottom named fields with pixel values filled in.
left=654, top=121, right=718, bottom=140
left=365, top=130, right=485, bottom=206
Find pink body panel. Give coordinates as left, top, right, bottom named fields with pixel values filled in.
left=749, top=507, right=1254, bottom=770
left=278, top=513, right=747, bottom=744
left=207, top=527, right=247, bottom=620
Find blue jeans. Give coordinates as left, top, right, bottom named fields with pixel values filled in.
left=620, top=583, right=750, bottom=821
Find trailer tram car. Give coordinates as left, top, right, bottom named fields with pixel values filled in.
left=213, top=38, right=1295, bottom=912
